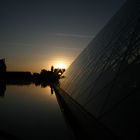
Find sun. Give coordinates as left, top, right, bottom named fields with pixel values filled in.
left=55, top=63, right=66, bottom=69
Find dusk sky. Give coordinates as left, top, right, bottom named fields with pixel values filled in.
left=0, top=0, right=126, bottom=72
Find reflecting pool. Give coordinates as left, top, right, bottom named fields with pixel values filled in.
left=0, top=84, right=75, bottom=140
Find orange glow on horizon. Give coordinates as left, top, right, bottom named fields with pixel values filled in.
left=54, top=62, right=67, bottom=69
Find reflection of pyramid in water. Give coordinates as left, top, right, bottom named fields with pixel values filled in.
left=61, top=0, right=140, bottom=139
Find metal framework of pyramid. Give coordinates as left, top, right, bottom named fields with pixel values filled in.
left=61, top=0, right=140, bottom=139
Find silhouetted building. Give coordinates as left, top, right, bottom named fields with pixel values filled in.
left=0, top=59, right=6, bottom=72
left=6, top=71, right=32, bottom=80
left=61, top=0, right=140, bottom=139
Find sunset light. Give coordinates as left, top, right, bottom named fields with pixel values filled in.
left=55, top=63, right=67, bottom=69
left=0, top=0, right=131, bottom=140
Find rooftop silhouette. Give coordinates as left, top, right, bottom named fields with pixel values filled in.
left=0, top=59, right=66, bottom=97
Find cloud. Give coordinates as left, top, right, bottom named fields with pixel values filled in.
left=0, top=42, right=33, bottom=47
left=55, top=33, right=94, bottom=39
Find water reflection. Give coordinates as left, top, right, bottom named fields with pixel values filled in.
left=0, top=80, right=75, bottom=140
left=0, top=78, right=58, bottom=98
left=0, top=81, right=6, bottom=97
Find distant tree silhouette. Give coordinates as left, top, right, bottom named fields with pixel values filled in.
left=0, top=60, right=66, bottom=89
left=54, top=68, right=65, bottom=76
left=51, top=66, right=54, bottom=72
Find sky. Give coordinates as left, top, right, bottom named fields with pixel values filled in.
left=0, top=0, right=126, bottom=72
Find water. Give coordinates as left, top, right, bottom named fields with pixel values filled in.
left=0, top=84, right=75, bottom=140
